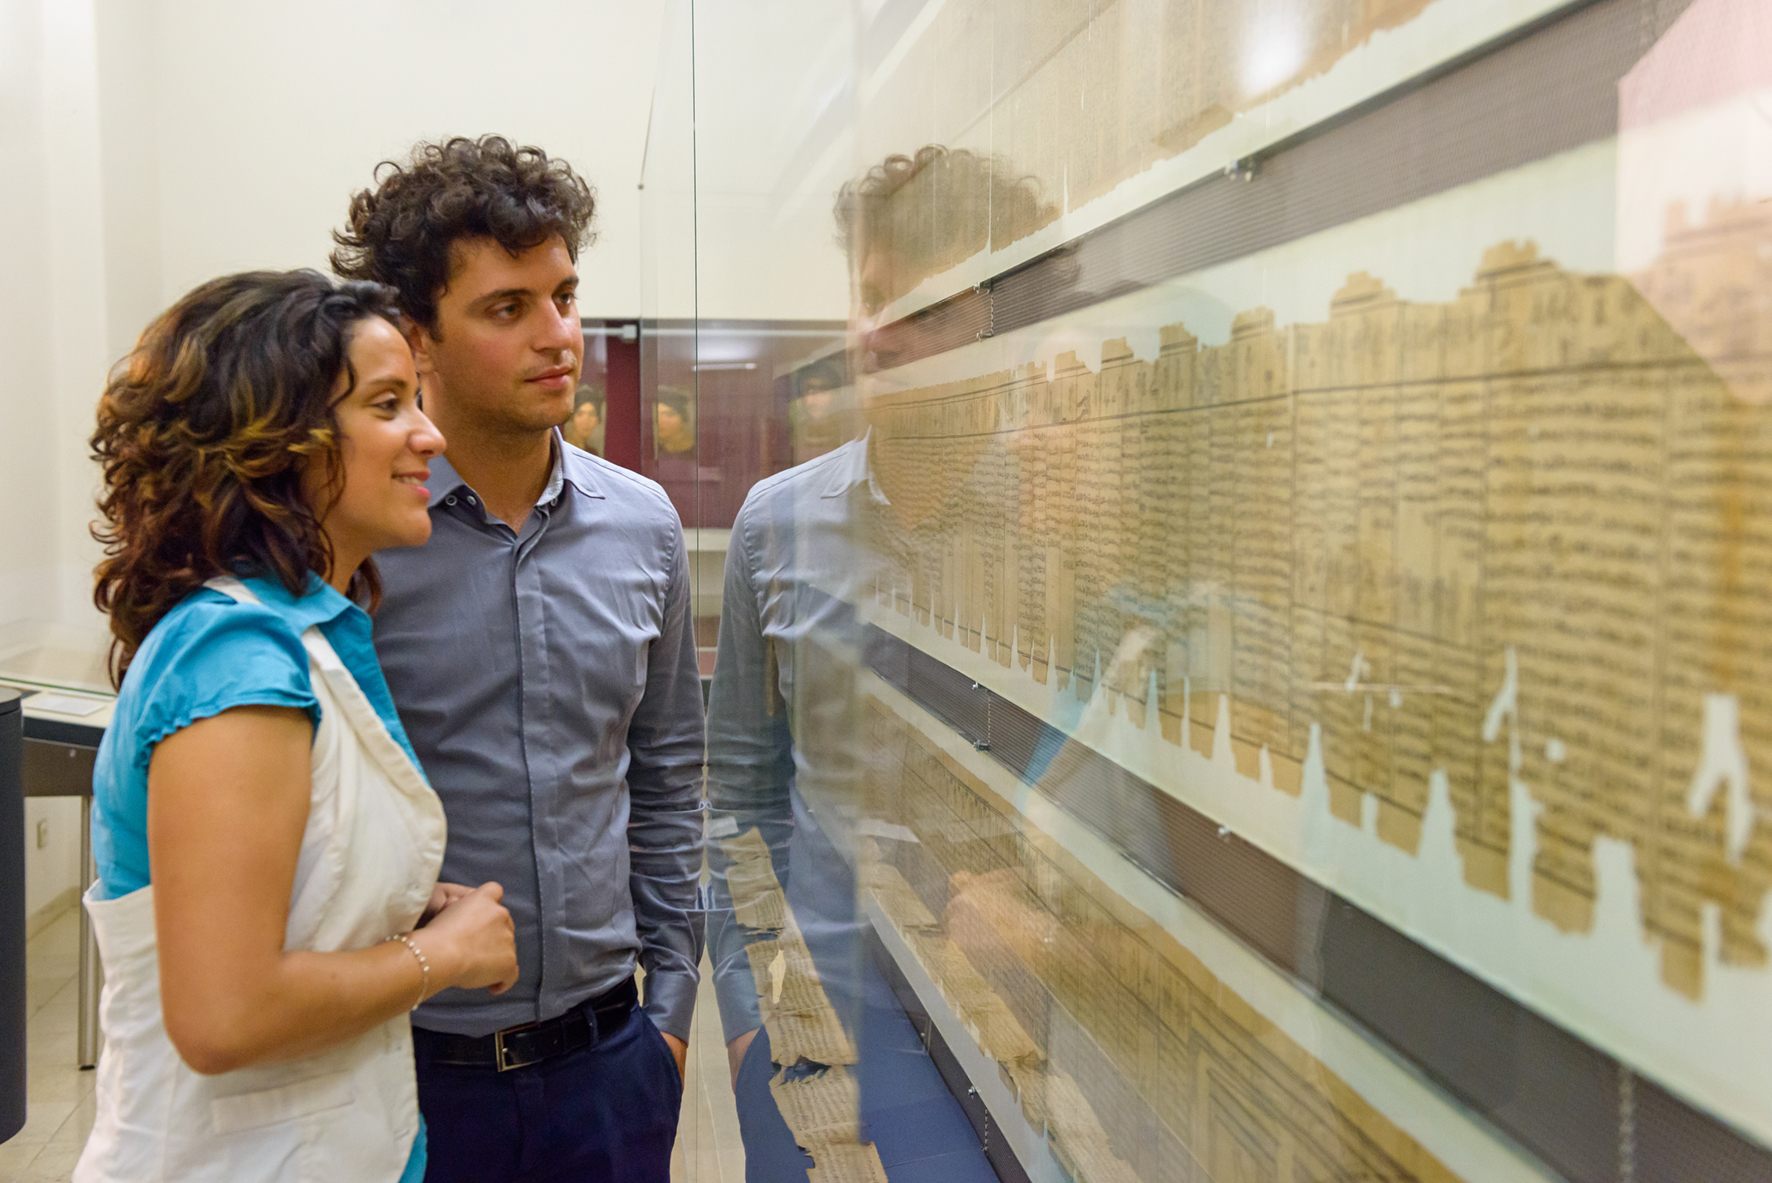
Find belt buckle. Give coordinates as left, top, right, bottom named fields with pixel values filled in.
left=493, top=1020, right=543, bottom=1072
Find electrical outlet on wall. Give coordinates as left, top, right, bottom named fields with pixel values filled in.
left=36, top=819, right=48, bottom=850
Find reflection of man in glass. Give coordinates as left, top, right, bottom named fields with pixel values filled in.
left=563, top=385, right=603, bottom=455
left=653, top=386, right=695, bottom=456
left=704, top=145, right=1055, bottom=1182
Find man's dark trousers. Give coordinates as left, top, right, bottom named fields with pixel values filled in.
left=415, top=1001, right=682, bottom=1183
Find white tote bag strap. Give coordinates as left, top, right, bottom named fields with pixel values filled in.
left=202, top=576, right=434, bottom=804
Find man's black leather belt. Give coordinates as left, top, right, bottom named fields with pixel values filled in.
left=415, top=976, right=639, bottom=1072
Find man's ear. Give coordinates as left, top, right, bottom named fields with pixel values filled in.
left=407, top=322, right=439, bottom=380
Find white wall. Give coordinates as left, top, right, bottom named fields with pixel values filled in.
left=0, top=0, right=668, bottom=630
left=2, top=0, right=97, bottom=923
left=43, top=0, right=114, bottom=634
left=0, top=0, right=62, bottom=630
left=143, top=1, right=665, bottom=318
left=2, top=0, right=672, bottom=915
left=687, top=1, right=857, bottom=322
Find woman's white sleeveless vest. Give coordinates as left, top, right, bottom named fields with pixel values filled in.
left=75, top=577, right=447, bottom=1182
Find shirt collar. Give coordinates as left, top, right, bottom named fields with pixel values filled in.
left=238, top=570, right=358, bottom=630
left=818, top=430, right=889, bottom=505
left=423, top=431, right=578, bottom=511
left=424, top=451, right=469, bottom=509
left=555, top=429, right=606, bottom=500
left=537, top=432, right=566, bottom=506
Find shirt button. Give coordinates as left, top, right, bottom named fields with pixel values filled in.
left=445, top=495, right=458, bottom=506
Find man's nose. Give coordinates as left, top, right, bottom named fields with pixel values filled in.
left=538, top=302, right=579, bottom=353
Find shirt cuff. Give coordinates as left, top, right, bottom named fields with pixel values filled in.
left=641, top=970, right=700, bottom=1043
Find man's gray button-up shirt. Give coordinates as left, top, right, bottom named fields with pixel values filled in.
left=373, top=435, right=705, bottom=1039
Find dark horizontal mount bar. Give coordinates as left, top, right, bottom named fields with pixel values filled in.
left=838, top=0, right=1669, bottom=379
left=863, top=624, right=1772, bottom=1183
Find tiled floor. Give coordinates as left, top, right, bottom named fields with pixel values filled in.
left=9, top=904, right=745, bottom=1182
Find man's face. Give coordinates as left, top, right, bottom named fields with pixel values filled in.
left=413, top=235, right=583, bottom=438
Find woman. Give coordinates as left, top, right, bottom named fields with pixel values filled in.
left=77, top=271, right=518, bottom=1181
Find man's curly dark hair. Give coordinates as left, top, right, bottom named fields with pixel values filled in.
left=331, top=134, right=597, bottom=334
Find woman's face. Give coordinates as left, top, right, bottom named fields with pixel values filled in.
left=572, top=402, right=599, bottom=434
left=303, top=316, right=444, bottom=584
left=656, top=402, right=685, bottom=438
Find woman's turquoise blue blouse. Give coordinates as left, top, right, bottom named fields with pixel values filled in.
left=89, top=572, right=428, bottom=1182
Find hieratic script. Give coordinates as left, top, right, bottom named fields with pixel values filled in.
left=863, top=214, right=1772, bottom=998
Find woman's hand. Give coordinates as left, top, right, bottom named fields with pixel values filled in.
left=420, top=881, right=475, bottom=924
left=412, top=882, right=518, bottom=996
left=152, top=706, right=517, bottom=1073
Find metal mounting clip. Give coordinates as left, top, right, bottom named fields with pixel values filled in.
left=1224, top=157, right=1257, bottom=183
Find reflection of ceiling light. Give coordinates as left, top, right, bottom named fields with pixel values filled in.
left=580, top=323, right=639, bottom=342
left=693, top=361, right=758, bottom=371
left=1243, top=28, right=1303, bottom=96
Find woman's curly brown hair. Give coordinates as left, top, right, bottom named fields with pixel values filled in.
left=91, top=269, right=405, bottom=684
left=330, top=134, right=597, bottom=333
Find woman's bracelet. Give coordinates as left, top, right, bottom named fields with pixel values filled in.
left=386, top=933, right=430, bottom=1011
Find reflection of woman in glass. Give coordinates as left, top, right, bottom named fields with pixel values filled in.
left=563, top=385, right=603, bottom=455
left=80, top=271, right=517, bottom=1182
left=654, top=386, right=695, bottom=456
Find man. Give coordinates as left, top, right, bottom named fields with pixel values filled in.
left=332, top=135, right=702, bottom=1183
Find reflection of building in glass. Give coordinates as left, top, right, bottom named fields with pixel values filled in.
left=838, top=1, right=1440, bottom=309
left=1617, top=0, right=1772, bottom=409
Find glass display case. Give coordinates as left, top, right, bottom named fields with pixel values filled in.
left=647, top=1, right=1772, bottom=1179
